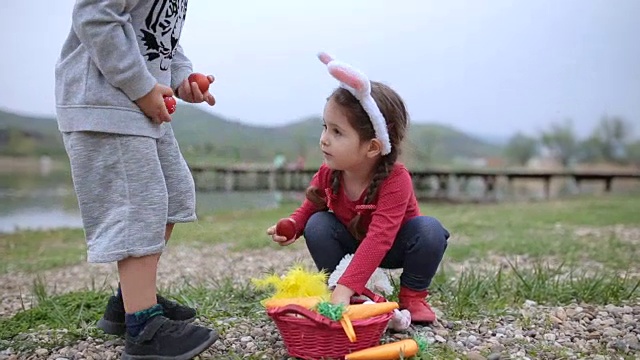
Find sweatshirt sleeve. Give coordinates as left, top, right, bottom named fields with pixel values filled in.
left=171, top=44, right=193, bottom=93
left=337, top=168, right=414, bottom=294
left=72, top=0, right=157, bottom=101
left=289, top=165, right=330, bottom=238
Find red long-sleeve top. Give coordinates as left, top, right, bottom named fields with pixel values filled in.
left=289, top=162, right=421, bottom=294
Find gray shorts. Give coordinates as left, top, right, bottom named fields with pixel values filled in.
left=62, top=125, right=196, bottom=263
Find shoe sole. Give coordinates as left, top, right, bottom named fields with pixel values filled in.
left=121, top=329, right=219, bottom=360
left=97, top=316, right=196, bottom=336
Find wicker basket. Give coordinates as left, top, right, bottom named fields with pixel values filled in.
left=266, top=289, right=392, bottom=360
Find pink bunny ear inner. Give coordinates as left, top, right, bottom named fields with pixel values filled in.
left=317, top=52, right=334, bottom=65
left=328, top=66, right=364, bottom=92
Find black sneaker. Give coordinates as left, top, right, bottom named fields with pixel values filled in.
left=97, top=295, right=197, bottom=336
left=122, top=316, right=218, bottom=360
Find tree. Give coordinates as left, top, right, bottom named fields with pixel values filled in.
left=588, top=116, right=632, bottom=163
left=540, top=119, right=578, bottom=167
left=627, top=140, right=640, bottom=167
left=504, top=132, right=538, bottom=166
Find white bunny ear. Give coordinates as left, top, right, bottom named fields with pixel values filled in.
left=317, top=51, right=392, bottom=155
left=327, top=61, right=372, bottom=97
left=317, top=52, right=334, bottom=65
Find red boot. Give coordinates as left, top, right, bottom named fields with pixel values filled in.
left=398, top=287, right=436, bottom=323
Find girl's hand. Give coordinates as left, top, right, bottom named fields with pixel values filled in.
left=331, top=284, right=355, bottom=305
left=266, top=225, right=296, bottom=246
left=176, top=75, right=216, bottom=105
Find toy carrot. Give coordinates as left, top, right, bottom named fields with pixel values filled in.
left=316, top=301, right=399, bottom=343
left=264, top=296, right=323, bottom=309
left=340, top=313, right=356, bottom=342
left=344, top=301, right=399, bottom=320
left=344, top=337, right=428, bottom=360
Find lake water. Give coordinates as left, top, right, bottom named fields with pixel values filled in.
left=0, top=171, right=285, bottom=234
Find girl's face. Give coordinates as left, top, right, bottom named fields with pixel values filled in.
left=319, top=99, right=372, bottom=171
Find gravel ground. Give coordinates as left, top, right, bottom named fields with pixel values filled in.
left=2, top=234, right=640, bottom=359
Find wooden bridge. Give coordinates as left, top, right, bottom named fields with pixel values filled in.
left=190, top=165, right=640, bottom=201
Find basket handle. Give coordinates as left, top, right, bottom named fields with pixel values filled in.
left=268, top=304, right=334, bottom=326
left=360, top=288, right=386, bottom=303
left=268, top=288, right=387, bottom=324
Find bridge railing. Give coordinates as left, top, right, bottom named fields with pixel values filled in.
left=189, top=165, right=640, bottom=201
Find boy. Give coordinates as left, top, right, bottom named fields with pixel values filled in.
left=55, top=1, right=218, bottom=358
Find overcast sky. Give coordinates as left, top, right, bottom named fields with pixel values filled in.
left=1, top=0, right=639, bottom=139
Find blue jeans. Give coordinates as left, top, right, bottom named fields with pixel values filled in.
left=304, top=211, right=450, bottom=291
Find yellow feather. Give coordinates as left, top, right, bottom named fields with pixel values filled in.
left=252, top=265, right=331, bottom=305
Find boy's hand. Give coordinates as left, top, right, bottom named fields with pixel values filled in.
left=266, top=224, right=296, bottom=246
left=177, top=75, right=216, bottom=106
left=135, top=84, right=174, bottom=124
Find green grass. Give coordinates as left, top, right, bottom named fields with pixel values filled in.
left=1, top=194, right=639, bottom=357
left=431, top=262, right=640, bottom=319
left=0, top=228, right=86, bottom=274
left=424, top=194, right=640, bottom=269
left=4, top=194, right=637, bottom=275
left=2, top=265, right=637, bottom=356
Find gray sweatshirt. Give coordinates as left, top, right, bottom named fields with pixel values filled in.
left=55, top=0, right=193, bottom=138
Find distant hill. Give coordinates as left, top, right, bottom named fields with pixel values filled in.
left=0, top=106, right=503, bottom=167
left=0, top=109, right=65, bottom=157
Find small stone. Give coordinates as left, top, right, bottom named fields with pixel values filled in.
left=487, top=353, right=502, bottom=360
left=34, top=349, right=48, bottom=356
left=620, top=333, right=640, bottom=350
left=613, top=340, right=628, bottom=352
left=549, top=315, right=563, bottom=325
left=587, top=331, right=601, bottom=340
left=603, top=328, right=621, bottom=337
left=466, top=351, right=486, bottom=360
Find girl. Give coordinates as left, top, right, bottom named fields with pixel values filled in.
left=267, top=53, right=450, bottom=323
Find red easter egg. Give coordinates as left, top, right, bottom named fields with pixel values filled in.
left=164, top=96, right=177, bottom=114
left=276, top=218, right=296, bottom=240
left=188, top=73, right=210, bottom=93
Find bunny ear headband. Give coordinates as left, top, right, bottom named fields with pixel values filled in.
left=318, top=52, right=392, bottom=155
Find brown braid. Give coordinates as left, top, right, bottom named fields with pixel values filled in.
left=303, top=169, right=342, bottom=210
left=331, top=170, right=341, bottom=196
left=304, top=186, right=327, bottom=210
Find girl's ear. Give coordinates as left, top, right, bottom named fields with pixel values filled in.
left=365, top=138, right=382, bottom=158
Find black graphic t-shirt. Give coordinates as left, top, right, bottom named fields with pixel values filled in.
left=140, top=0, right=188, bottom=71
